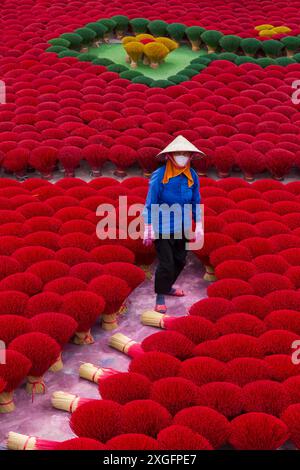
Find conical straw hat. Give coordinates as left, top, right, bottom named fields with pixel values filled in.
left=156, top=135, right=205, bottom=159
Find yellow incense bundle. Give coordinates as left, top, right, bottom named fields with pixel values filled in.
left=51, top=391, right=92, bottom=413
left=122, top=36, right=136, bottom=62
left=7, top=432, right=58, bottom=450
left=79, top=363, right=118, bottom=383
left=102, top=313, right=119, bottom=331
left=203, top=265, right=217, bottom=282
left=0, top=391, right=15, bottom=413
left=155, top=37, right=178, bottom=51
left=140, top=264, right=152, bottom=280
left=109, top=333, right=139, bottom=356
left=124, top=42, right=144, bottom=68
left=26, top=375, right=45, bottom=395
left=143, top=42, right=169, bottom=68
left=73, top=330, right=94, bottom=345
left=49, top=353, right=63, bottom=372
left=135, top=34, right=155, bottom=41
left=141, top=310, right=168, bottom=328
left=7, top=432, right=38, bottom=450
left=122, top=36, right=136, bottom=44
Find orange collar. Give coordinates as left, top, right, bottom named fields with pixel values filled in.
left=162, top=159, right=194, bottom=187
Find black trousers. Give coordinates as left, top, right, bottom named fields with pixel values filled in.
left=154, top=235, right=187, bottom=295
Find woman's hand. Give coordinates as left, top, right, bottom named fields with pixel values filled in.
left=194, top=221, right=204, bottom=247
left=143, top=224, right=155, bottom=247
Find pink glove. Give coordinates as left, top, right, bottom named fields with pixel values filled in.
left=194, top=221, right=204, bottom=248
left=143, top=223, right=155, bottom=247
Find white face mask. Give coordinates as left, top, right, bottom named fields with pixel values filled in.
left=173, top=155, right=189, bottom=167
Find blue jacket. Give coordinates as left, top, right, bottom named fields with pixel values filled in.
left=143, top=165, right=201, bottom=235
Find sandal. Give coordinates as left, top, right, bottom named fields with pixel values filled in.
left=155, top=304, right=167, bottom=314
left=166, top=288, right=185, bottom=297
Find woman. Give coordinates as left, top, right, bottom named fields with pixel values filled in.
left=143, top=135, right=204, bottom=313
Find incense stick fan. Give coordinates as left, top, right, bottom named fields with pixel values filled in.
left=0, top=350, right=32, bottom=413
left=9, top=332, right=61, bottom=395
left=141, top=311, right=218, bottom=344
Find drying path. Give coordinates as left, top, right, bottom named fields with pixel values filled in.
left=0, top=255, right=205, bottom=445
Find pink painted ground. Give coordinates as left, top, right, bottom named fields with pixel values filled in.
left=0, top=255, right=205, bottom=445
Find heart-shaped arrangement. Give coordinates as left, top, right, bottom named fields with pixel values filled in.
left=46, top=16, right=300, bottom=87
